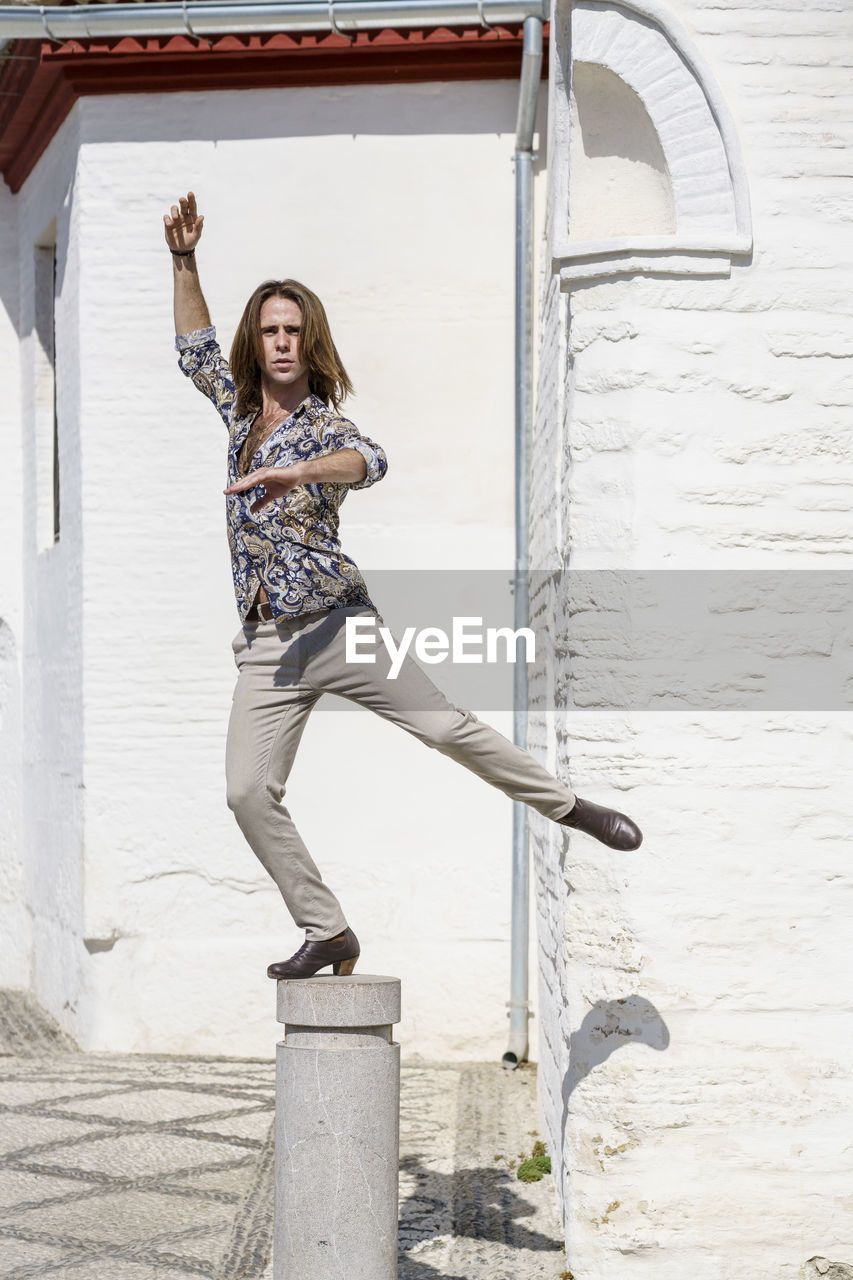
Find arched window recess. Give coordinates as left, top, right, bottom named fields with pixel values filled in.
left=550, top=0, right=753, bottom=284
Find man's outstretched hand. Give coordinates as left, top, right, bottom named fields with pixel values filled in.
left=164, top=191, right=204, bottom=253
left=224, top=467, right=304, bottom=513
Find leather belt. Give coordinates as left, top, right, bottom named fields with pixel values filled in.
left=247, top=600, right=275, bottom=622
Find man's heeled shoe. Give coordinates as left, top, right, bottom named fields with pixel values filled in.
left=266, top=927, right=360, bottom=980
left=557, top=796, right=642, bottom=851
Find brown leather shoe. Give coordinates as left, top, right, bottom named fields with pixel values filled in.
left=266, top=927, right=360, bottom=980
left=558, top=796, right=642, bottom=851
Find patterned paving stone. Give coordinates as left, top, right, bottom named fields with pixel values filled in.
left=0, top=1238, right=75, bottom=1274
left=0, top=991, right=566, bottom=1279
left=32, top=1130, right=260, bottom=1179
left=0, top=1053, right=275, bottom=1280
left=50, top=1088, right=259, bottom=1125
left=182, top=1112, right=273, bottom=1143
left=0, top=1115, right=97, bottom=1157
left=0, top=1083, right=111, bottom=1108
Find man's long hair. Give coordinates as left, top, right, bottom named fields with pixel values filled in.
left=230, top=279, right=353, bottom=416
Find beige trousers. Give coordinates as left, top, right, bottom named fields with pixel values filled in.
left=225, top=605, right=575, bottom=939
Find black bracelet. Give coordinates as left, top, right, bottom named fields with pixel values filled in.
left=170, top=248, right=196, bottom=257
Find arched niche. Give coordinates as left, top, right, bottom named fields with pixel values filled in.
left=550, top=0, right=752, bottom=284
left=569, top=62, right=676, bottom=240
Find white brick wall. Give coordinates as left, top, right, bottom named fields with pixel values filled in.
left=3, top=79, right=557, bottom=1061
left=532, top=1, right=853, bottom=1275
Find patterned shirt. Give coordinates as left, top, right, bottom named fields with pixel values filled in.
left=176, top=326, right=388, bottom=623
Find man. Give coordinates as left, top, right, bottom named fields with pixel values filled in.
left=164, top=191, right=642, bottom=981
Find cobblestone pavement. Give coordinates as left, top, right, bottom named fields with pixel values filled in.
left=0, top=991, right=566, bottom=1280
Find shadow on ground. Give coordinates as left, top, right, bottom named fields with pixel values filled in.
left=398, top=1153, right=564, bottom=1279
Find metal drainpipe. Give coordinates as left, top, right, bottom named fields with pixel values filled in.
left=0, top=0, right=547, bottom=40
left=0, top=0, right=546, bottom=1067
left=502, top=12, right=543, bottom=1071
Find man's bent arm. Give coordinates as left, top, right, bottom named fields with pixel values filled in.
left=295, top=449, right=368, bottom=486
left=223, top=449, right=369, bottom=510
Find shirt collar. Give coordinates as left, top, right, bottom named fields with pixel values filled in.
left=302, top=392, right=331, bottom=416
left=281, top=392, right=330, bottom=421
left=244, top=392, right=318, bottom=429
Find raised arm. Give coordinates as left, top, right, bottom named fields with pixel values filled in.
left=164, top=191, right=211, bottom=335
left=167, top=192, right=236, bottom=428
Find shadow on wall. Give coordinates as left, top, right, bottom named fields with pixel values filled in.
left=556, top=997, right=670, bottom=1196
left=81, top=80, right=525, bottom=147
left=564, top=996, right=670, bottom=1101
left=0, top=168, right=75, bottom=339
left=0, top=178, right=17, bottom=341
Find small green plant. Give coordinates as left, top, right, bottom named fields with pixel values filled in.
left=516, top=1139, right=551, bottom=1183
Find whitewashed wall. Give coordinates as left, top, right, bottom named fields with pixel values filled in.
left=1, top=111, right=88, bottom=1017
left=0, top=176, right=28, bottom=990
left=532, top=1, right=853, bottom=1277
left=4, top=77, right=551, bottom=1059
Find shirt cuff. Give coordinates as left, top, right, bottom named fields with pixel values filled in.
left=346, top=439, right=386, bottom=490
left=174, top=325, right=217, bottom=352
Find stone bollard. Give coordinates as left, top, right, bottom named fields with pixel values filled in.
left=274, top=974, right=401, bottom=1280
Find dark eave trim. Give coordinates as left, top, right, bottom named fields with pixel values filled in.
left=0, top=25, right=546, bottom=191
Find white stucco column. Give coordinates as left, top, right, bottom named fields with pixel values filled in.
left=274, top=974, right=402, bottom=1279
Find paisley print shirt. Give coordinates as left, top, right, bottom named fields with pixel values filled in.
left=176, top=326, right=387, bottom=623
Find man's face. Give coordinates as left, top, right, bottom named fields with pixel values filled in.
left=258, top=296, right=310, bottom=398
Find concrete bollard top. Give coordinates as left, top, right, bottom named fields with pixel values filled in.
left=276, top=974, right=401, bottom=1028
